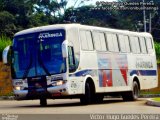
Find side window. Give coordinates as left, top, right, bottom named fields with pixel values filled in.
left=106, top=33, right=119, bottom=52
left=80, top=30, right=94, bottom=51
left=130, top=36, right=136, bottom=53
left=124, top=35, right=131, bottom=52
left=139, top=37, right=147, bottom=54
left=118, top=35, right=126, bottom=52
left=68, top=46, right=76, bottom=73
left=92, top=32, right=107, bottom=51
left=135, top=37, right=141, bottom=53
left=80, top=30, right=88, bottom=50
left=86, top=31, right=94, bottom=50
left=112, top=34, right=119, bottom=52
left=130, top=36, right=140, bottom=53
left=92, top=32, right=101, bottom=51
left=146, top=37, right=153, bottom=53
left=99, top=32, right=107, bottom=51
left=106, top=33, right=114, bottom=51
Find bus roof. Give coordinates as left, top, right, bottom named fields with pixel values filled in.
left=15, top=24, right=79, bottom=36
left=15, top=24, right=152, bottom=38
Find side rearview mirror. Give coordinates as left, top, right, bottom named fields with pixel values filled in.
left=2, top=45, right=11, bottom=65
left=62, top=40, right=68, bottom=58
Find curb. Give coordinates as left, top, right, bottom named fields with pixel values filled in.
left=0, top=96, right=15, bottom=100
left=146, top=98, right=160, bottom=107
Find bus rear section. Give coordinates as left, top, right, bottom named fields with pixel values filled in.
left=70, top=26, right=158, bottom=104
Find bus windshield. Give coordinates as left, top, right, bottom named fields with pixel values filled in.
left=11, top=29, right=66, bottom=79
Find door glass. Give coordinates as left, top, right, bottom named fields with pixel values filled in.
left=68, top=46, right=76, bottom=72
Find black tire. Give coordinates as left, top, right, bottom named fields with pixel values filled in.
left=80, top=83, right=92, bottom=105
left=93, top=94, right=104, bottom=103
left=122, top=81, right=140, bottom=101
left=40, top=98, right=47, bottom=106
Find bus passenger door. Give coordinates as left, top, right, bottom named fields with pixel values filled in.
left=68, top=46, right=76, bottom=73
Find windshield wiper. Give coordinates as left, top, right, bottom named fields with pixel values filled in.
left=22, top=52, right=33, bottom=79
left=38, top=50, right=51, bottom=76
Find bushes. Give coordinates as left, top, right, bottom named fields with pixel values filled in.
left=0, top=35, right=12, bottom=94
left=154, top=42, right=160, bottom=63
left=0, top=35, right=12, bottom=61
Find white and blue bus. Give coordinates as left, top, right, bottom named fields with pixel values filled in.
left=3, top=24, right=158, bottom=106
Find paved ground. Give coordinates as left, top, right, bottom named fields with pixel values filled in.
left=0, top=98, right=160, bottom=120
left=0, top=98, right=159, bottom=114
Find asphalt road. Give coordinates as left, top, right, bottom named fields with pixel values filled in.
left=0, top=98, right=159, bottom=120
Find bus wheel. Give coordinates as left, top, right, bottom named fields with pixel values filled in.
left=122, top=81, right=140, bottom=101
left=40, top=98, right=47, bottom=106
left=93, top=94, right=104, bottom=103
left=80, top=83, right=92, bottom=105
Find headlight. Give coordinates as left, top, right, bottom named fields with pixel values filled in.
left=56, top=81, right=63, bottom=86
left=14, top=86, right=21, bottom=90
left=51, top=80, right=67, bottom=86
left=14, top=86, right=24, bottom=90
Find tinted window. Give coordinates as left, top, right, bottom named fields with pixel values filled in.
left=106, top=33, right=114, bottom=51
left=12, top=30, right=66, bottom=79
left=139, top=37, right=147, bottom=54
left=130, top=36, right=140, bottom=53
left=130, top=36, right=136, bottom=53
left=135, top=37, right=141, bottom=53
left=112, top=34, right=119, bottom=52
left=146, top=37, right=153, bottom=53
left=86, top=31, right=94, bottom=50
left=124, top=35, right=131, bottom=52
left=92, top=32, right=101, bottom=50
left=68, top=46, right=76, bottom=72
left=106, top=33, right=119, bottom=52
left=118, top=35, right=126, bottom=52
left=80, top=30, right=88, bottom=50
left=99, top=33, right=107, bottom=51
left=92, top=32, right=107, bottom=51
left=146, top=38, right=153, bottom=49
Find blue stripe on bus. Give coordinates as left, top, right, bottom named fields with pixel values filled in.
left=69, top=69, right=157, bottom=77
left=69, top=70, right=97, bottom=77
left=130, top=70, right=157, bottom=76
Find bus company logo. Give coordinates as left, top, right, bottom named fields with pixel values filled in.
left=136, top=60, right=153, bottom=69
left=38, top=32, right=63, bottom=39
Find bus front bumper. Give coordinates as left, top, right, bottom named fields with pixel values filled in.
left=14, top=85, right=69, bottom=100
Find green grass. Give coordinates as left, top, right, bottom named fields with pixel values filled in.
left=152, top=98, right=160, bottom=102
left=0, top=35, right=12, bottom=61
left=140, top=91, right=160, bottom=95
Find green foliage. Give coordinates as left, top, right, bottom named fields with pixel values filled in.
left=0, top=35, right=12, bottom=61
left=154, top=42, right=160, bottom=63
left=0, top=11, right=16, bottom=37
left=0, top=0, right=160, bottom=41
left=152, top=98, right=160, bottom=102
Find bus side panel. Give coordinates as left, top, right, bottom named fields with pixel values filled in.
left=98, top=53, right=132, bottom=92
left=68, top=51, right=100, bottom=95
left=128, top=54, right=158, bottom=90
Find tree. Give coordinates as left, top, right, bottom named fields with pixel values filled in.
left=0, top=11, right=16, bottom=37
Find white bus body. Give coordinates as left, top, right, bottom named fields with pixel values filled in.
left=4, top=24, right=158, bottom=105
